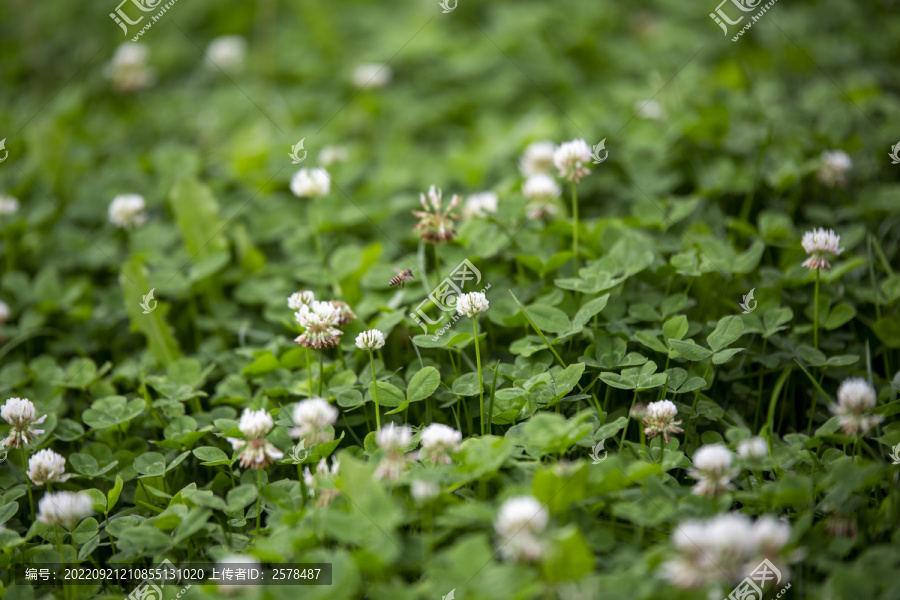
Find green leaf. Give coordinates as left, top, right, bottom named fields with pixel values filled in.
left=707, top=315, right=744, bottom=352
left=406, top=367, right=440, bottom=403
left=367, top=381, right=405, bottom=407
left=69, top=453, right=99, bottom=477
left=107, top=476, right=124, bottom=511
left=542, top=526, right=594, bottom=582
left=119, top=255, right=182, bottom=366
left=824, top=303, right=856, bottom=330
left=712, top=347, right=744, bottom=364
left=663, top=315, right=689, bottom=342
left=193, top=446, right=230, bottom=465
left=82, top=396, right=145, bottom=430
left=169, top=177, right=229, bottom=261
left=134, top=452, right=167, bottom=477
left=668, top=339, right=713, bottom=361
left=554, top=363, right=585, bottom=398
left=635, top=331, right=668, bottom=354
left=572, top=294, right=609, bottom=327
left=452, top=373, right=482, bottom=397
left=226, top=485, right=258, bottom=513
left=526, top=304, right=571, bottom=334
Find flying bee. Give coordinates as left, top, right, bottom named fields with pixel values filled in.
left=389, top=267, right=415, bottom=288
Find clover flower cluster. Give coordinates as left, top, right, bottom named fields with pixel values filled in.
left=642, top=400, right=683, bottom=442
left=817, top=149, right=852, bottom=188
left=831, top=378, right=882, bottom=436
left=291, top=398, right=338, bottom=445
left=104, top=43, right=156, bottom=92
left=227, top=409, right=284, bottom=469
left=374, top=423, right=413, bottom=481
left=291, top=295, right=356, bottom=349
left=108, top=194, right=148, bottom=229
left=1, top=397, right=47, bottom=448
left=412, top=185, right=462, bottom=243
left=37, top=491, right=94, bottom=529
left=801, top=227, right=844, bottom=271
left=303, top=458, right=341, bottom=507
left=494, top=496, right=549, bottom=563
left=662, top=513, right=792, bottom=589
left=688, top=443, right=737, bottom=497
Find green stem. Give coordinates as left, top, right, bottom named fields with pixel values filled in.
left=571, top=182, right=579, bottom=275
left=473, top=318, right=484, bottom=437
left=433, top=243, right=442, bottom=288
left=255, top=469, right=263, bottom=535
left=306, top=347, right=313, bottom=398
left=369, top=350, right=381, bottom=430
left=686, top=360, right=713, bottom=445
left=317, top=350, right=324, bottom=396
left=619, top=390, right=639, bottom=450
left=813, top=269, right=820, bottom=350
left=21, top=447, right=34, bottom=520
left=659, top=435, right=665, bottom=465
left=487, top=361, right=499, bottom=436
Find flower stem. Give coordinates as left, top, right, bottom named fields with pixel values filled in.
left=813, top=269, right=820, bottom=349
left=433, top=243, right=442, bottom=288
left=473, top=318, right=484, bottom=437
left=306, top=347, right=313, bottom=398
left=570, top=183, right=579, bottom=275
left=255, top=469, right=263, bottom=535
left=317, top=350, right=324, bottom=396
left=369, top=350, right=381, bottom=431
left=619, top=390, right=639, bottom=450
left=20, top=447, right=34, bottom=520
left=686, top=360, right=713, bottom=445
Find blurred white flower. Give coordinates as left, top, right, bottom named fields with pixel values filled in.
left=457, top=292, right=489, bottom=318
left=642, top=399, right=683, bottom=442
left=352, top=63, right=392, bottom=89
left=303, top=457, right=341, bottom=507
left=294, top=301, right=343, bottom=349
left=494, top=496, right=549, bottom=563
left=227, top=409, right=283, bottom=469
left=205, top=35, right=246, bottom=73
left=554, top=139, right=592, bottom=182
left=831, top=378, right=882, bottom=436
left=522, top=173, right=561, bottom=202
left=0, top=301, right=10, bottom=325
left=104, top=43, right=155, bottom=92
left=318, top=145, right=348, bottom=166
left=28, top=449, right=69, bottom=486
left=108, top=194, right=147, bottom=229
left=801, top=228, right=843, bottom=270
left=737, top=437, right=768, bottom=461
left=418, top=423, right=461, bottom=465
left=411, top=479, right=440, bottom=503
left=463, top=192, right=498, bottom=218
left=291, top=398, right=338, bottom=444
left=1, top=397, right=47, bottom=448
left=519, top=141, right=556, bottom=177
left=37, top=491, right=93, bottom=529
left=634, top=99, right=664, bottom=120
left=290, top=168, right=331, bottom=198
left=216, top=554, right=261, bottom=596
left=330, top=300, right=356, bottom=327
left=688, top=444, right=736, bottom=497
left=355, top=329, right=386, bottom=350
left=817, top=150, right=852, bottom=188
left=287, top=290, right=315, bottom=311
left=375, top=423, right=413, bottom=481
left=0, top=196, right=19, bottom=215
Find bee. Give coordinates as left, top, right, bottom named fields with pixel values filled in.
left=389, top=268, right=415, bottom=288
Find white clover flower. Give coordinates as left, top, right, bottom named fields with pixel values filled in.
left=287, top=290, right=315, bottom=311
left=662, top=513, right=793, bottom=589
left=0, top=301, right=10, bottom=325
left=352, top=63, right=392, bottom=89
left=494, top=496, right=549, bottom=563
left=226, top=409, right=283, bottom=469
left=0, top=196, right=19, bottom=215
left=519, top=141, right=556, bottom=177
left=108, top=194, right=148, bottom=229
left=411, top=479, right=440, bottom=503
left=37, top=491, right=94, bottom=529
left=205, top=35, right=246, bottom=73
left=303, top=457, right=341, bottom=507
left=330, top=300, right=356, bottom=327
left=642, top=399, right=683, bottom=442
left=737, top=436, right=768, bottom=461
left=294, top=301, right=343, bottom=349
left=817, top=150, right=852, bottom=188
left=462, top=192, right=499, bottom=219
left=375, top=423, right=413, bottom=481
left=104, top=43, right=155, bottom=92
left=522, top=173, right=561, bottom=201
left=553, top=139, right=592, bottom=182
left=290, top=167, right=331, bottom=198
left=801, top=227, right=844, bottom=270
left=1, top=397, right=47, bottom=448
left=457, top=292, right=489, bottom=318
left=418, top=423, right=462, bottom=465
left=318, top=145, right=348, bottom=167
left=290, top=398, right=338, bottom=444
left=355, top=329, right=386, bottom=350
left=28, top=449, right=69, bottom=486
left=688, top=444, right=736, bottom=497
left=831, top=378, right=882, bottom=436
left=216, top=554, right=261, bottom=596
left=634, top=99, right=664, bottom=120
left=412, top=186, right=461, bottom=243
